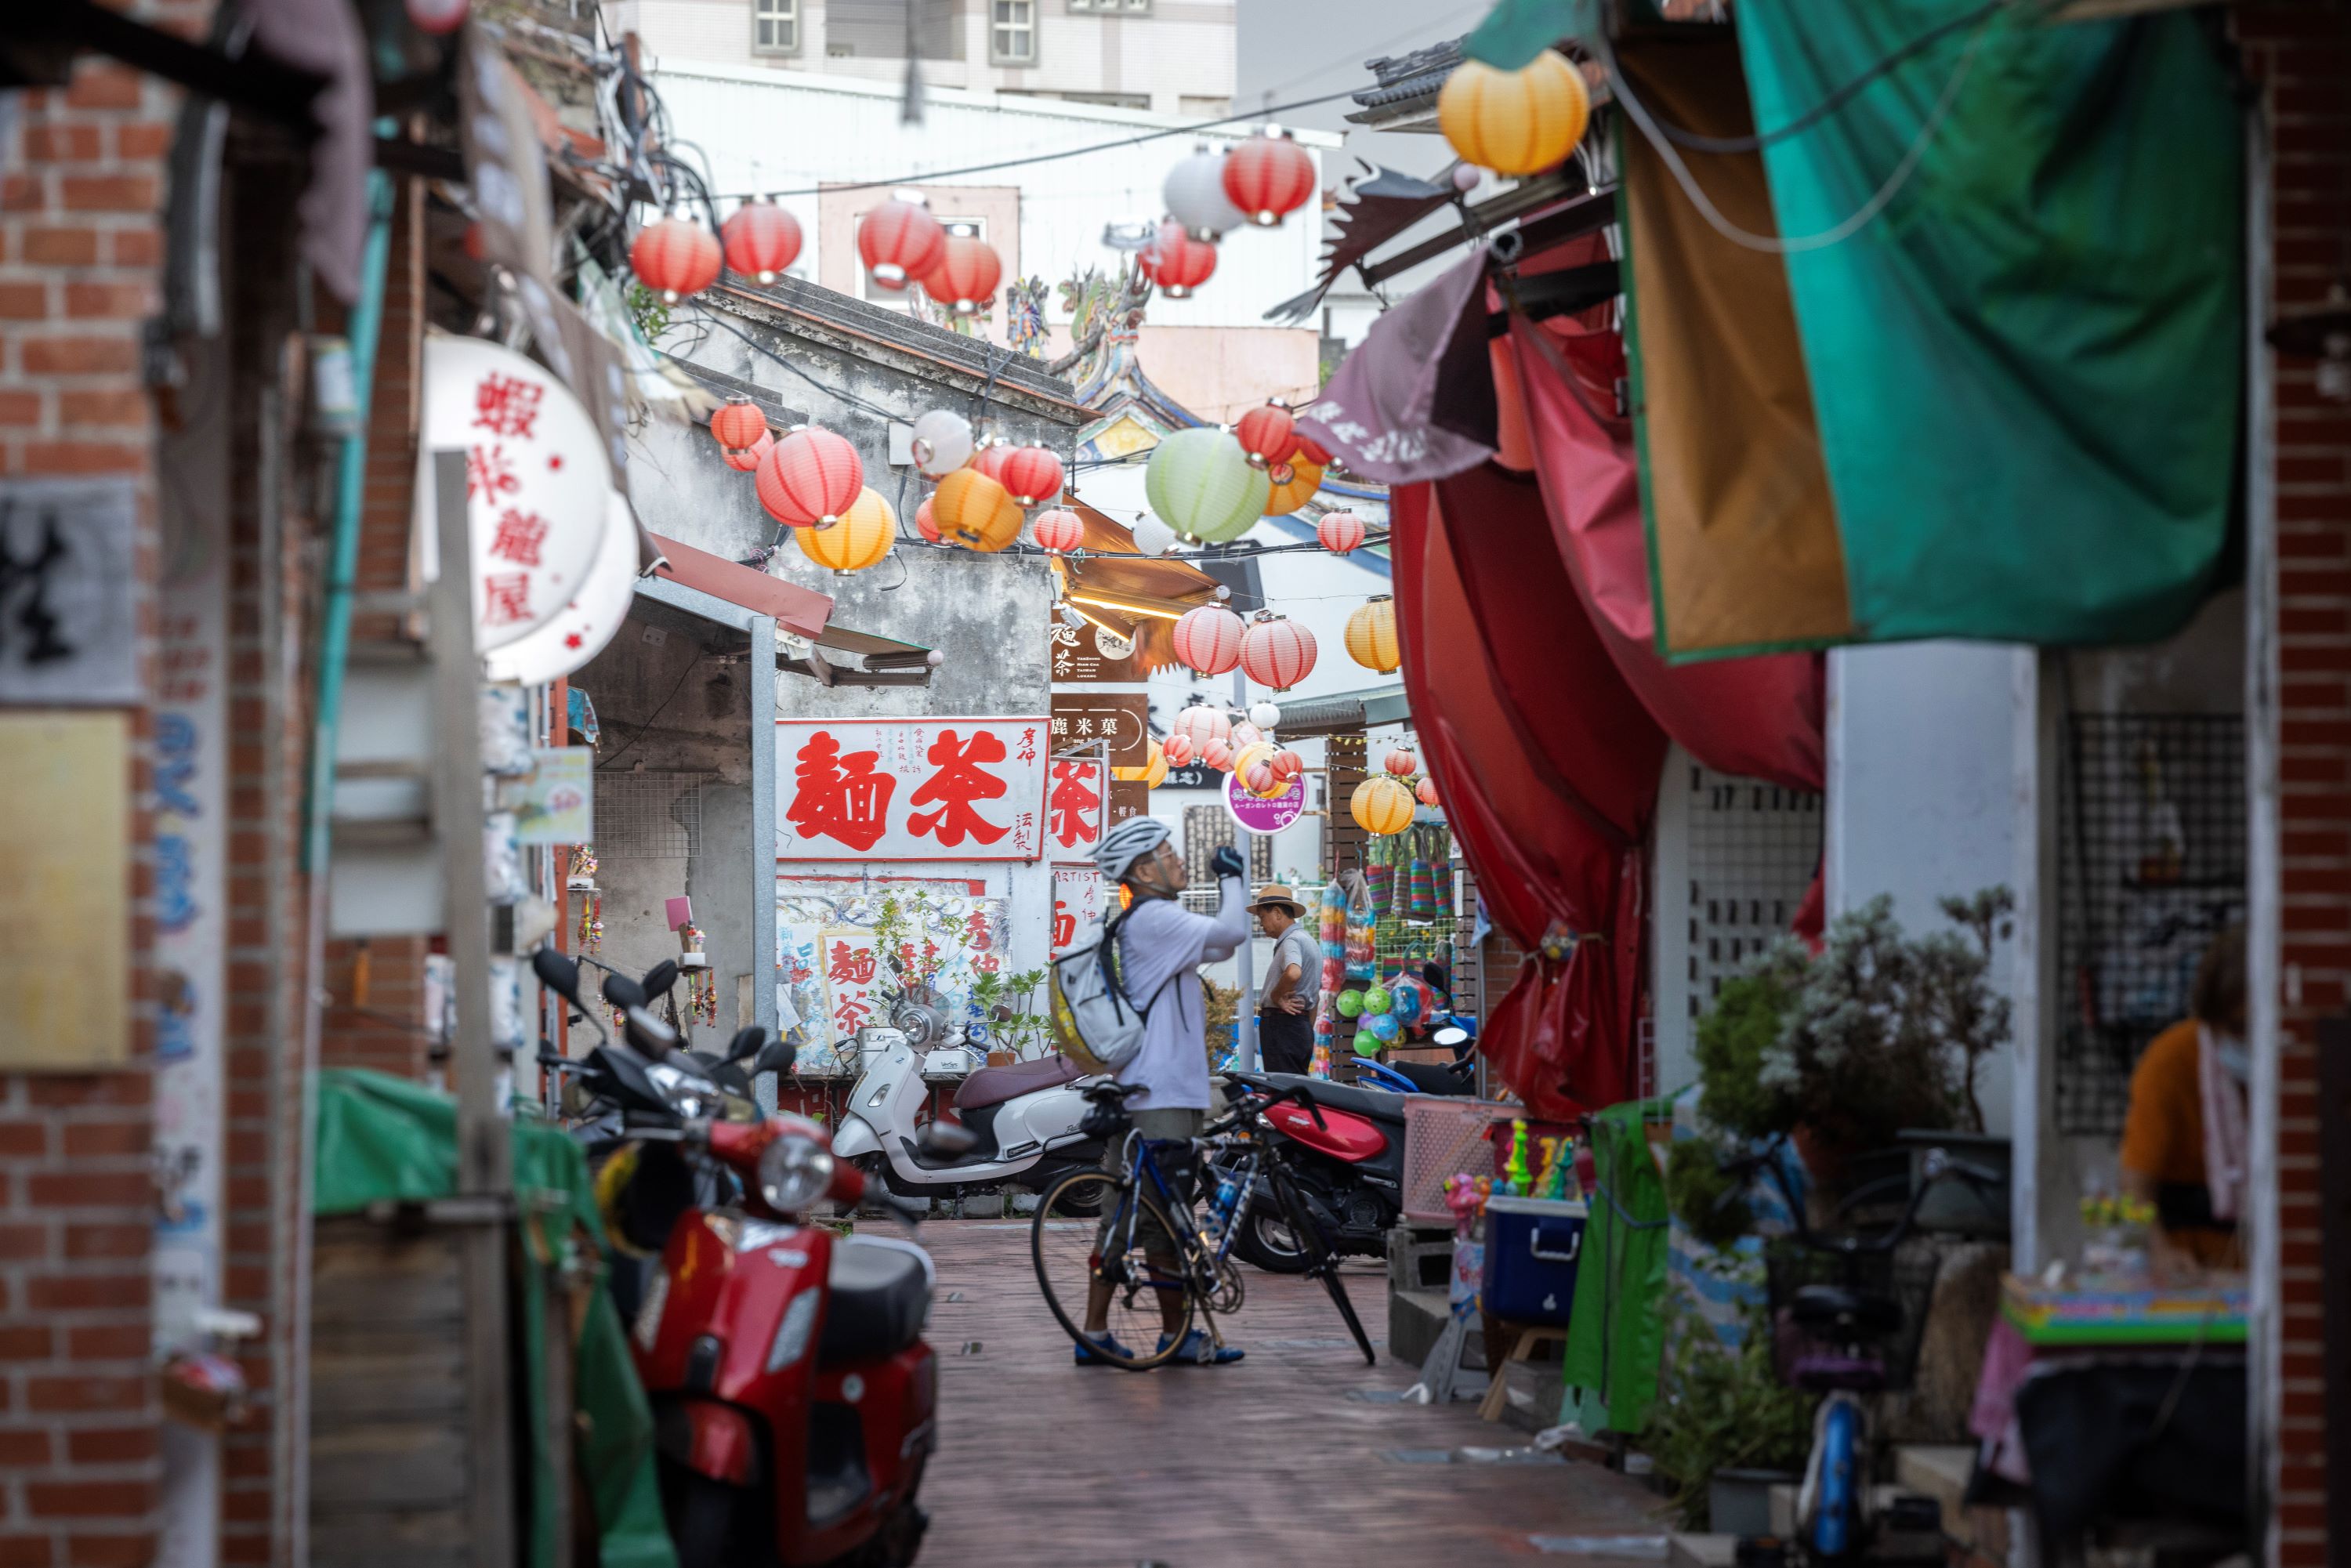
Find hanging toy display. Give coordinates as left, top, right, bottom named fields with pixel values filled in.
left=1407, top=831, right=1440, bottom=921
left=1364, top=859, right=1393, bottom=922
left=1364, top=1012, right=1400, bottom=1045
left=569, top=845, right=603, bottom=954
left=679, top=924, right=719, bottom=1026
left=1343, top=873, right=1378, bottom=985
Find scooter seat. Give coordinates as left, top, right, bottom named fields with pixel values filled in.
left=954, top=1052, right=1083, bottom=1111
left=820, top=1237, right=929, bottom=1367
left=1251, top=1073, right=1411, bottom=1126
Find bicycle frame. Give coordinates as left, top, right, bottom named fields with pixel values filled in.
left=1095, top=1128, right=1233, bottom=1351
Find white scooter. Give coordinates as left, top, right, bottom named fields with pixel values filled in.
left=828, top=996, right=1105, bottom=1202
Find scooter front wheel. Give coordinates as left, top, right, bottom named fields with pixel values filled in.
left=1230, top=1200, right=1313, bottom=1275
left=663, top=1463, right=759, bottom=1566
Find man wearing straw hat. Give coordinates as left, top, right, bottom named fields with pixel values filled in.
left=1250, top=883, right=1316, bottom=1076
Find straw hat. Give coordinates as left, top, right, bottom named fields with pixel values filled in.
left=1248, top=882, right=1305, bottom=917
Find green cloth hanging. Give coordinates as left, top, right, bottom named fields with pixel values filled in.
left=1561, top=1098, right=1674, bottom=1432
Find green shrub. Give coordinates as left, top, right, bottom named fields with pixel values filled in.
left=1665, top=1138, right=1753, bottom=1250
left=1648, top=1273, right=1817, bottom=1531
left=1694, top=958, right=1805, bottom=1141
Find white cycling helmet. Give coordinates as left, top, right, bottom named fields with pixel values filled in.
left=1094, top=816, right=1172, bottom=883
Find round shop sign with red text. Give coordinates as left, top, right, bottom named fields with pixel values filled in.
left=1224, top=768, right=1303, bottom=835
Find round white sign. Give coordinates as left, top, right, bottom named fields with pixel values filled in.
left=420, top=335, right=612, bottom=650
left=1092, top=625, right=1135, bottom=661
left=482, top=491, right=640, bottom=685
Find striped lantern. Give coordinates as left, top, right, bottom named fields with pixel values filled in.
left=721, top=198, right=802, bottom=284
left=1233, top=401, right=1297, bottom=470
left=1385, top=747, right=1418, bottom=777
left=1139, top=221, right=1216, bottom=299
left=857, top=196, right=945, bottom=291
left=1438, top=50, right=1591, bottom=178
left=1032, top=508, right=1084, bottom=554
left=1318, top=510, right=1367, bottom=555
left=757, top=425, right=864, bottom=528
left=968, top=440, right=1011, bottom=482
left=915, top=495, right=940, bottom=544
left=1201, top=737, right=1235, bottom=773
left=1161, top=732, right=1196, bottom=767
left=1115, top=739, right=1167, bottom=788
left=1146, top=426, right=1269, bottom=544
left=922, top=234, right=1003, bottom=314
left=1241, top=614, right=1317, bottom=692
left=1164, top=146, right=1244, bottom=240
left=1232, top=742, right=1281, bottom=798
left=724, top=430, right=774, bottom=475
left=1416, top=777, right=1441, bottom=809
left=1171, top=604, right=1246, bottom=676
left=1171, top=704, right=1231, bottom=751
left=998, top=444, right=1066, bottom=507
left=910, top=409, right=974, bottom=478
left=1345, top=595, right=1400, bottom=673
left=795, top=487, right=895, bottom=574
left=710, top=398, right=769, bottom=454
left=1230, top=722, right=1263, bottom=751
left=1350, top=775, right=1415, bottom=837
left=629, top=215, right=721, bottom=303
left=1264, top=458, right=1324, bottom=517
left=1293, top=433, right=1331, bottom=468
left=1271, top=748, right=1304, bottom=783
left=931, top=467, right=1023, bottom=552
left=1220, top=127, right=1316, bottom=227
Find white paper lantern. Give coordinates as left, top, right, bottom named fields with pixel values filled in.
left=1165, top=147, right=1246, bottom=241
left=1130, top=513, right=1178, bottom=556
left=1248, top=701, right=1281, bottom=732
left=482, top=491, right=639, bottom=685
left=419, top=336, right=613, bottom=651
left=911, top=408, right=974, bottom=479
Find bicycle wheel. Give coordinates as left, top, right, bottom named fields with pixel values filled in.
left=1031, top=1170, right=1189, bottom=1370
left=1269, top=1166, right=1375, bottom=1366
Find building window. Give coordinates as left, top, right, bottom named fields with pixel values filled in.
left=753, top=0, right=799, bottom=54
left=1069, top=0, right=1150, bottom=11
left=991, top=0, right=1038, bottom=65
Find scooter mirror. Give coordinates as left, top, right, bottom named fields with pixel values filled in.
left=1432, top=1025, right=1469, bottom=1050
left=602, top=973, right=649, bottom=1012
left=751, top=1037, right=795, bottom=1076
left=531, top=946, right=583, bottom=1003
left=723, top=1026, right=767, bottom=1065
left=621, top=1005, right=679, bottom=1056
left=919, top=1120, right=979, bottom=1158
left=641, top=959, right=679, bottom=1000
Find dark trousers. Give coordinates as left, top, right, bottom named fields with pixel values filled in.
left=1258, top=1006, right=1313, bottom=1075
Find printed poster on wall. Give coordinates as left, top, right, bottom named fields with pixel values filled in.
left=1046, top=757, right=1110, bottom=864
left=1052, top=865, right=1105, bottom=952
left=777, top=718, right=1049, bottom=861
left=776, top=877, right=1010, bottom=1074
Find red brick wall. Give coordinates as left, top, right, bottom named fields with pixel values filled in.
left=0, top=42, right=201, bottom=1567
left=2248, top=3, right=2350, bottom=1562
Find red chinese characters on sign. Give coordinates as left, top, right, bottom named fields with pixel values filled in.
left=489, top=508, right=549, bottom=567
left=1052, top=865, right=1104, bottom=953
left=826, top=940, right=876, bottom=985
left=906, top=729, right=1011, bottom=848
left=481, top=573, right=534, bottom=627
left=1047, top=759, right=1106, bottom=858
left=473, top=372, right=545, bottom=440
left=775, top=719, right=1051, bottom=860
left=466, top=442, right=521, bottom=502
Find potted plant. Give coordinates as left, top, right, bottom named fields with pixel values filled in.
left=1648, top=1266, right=1816, bottom=1532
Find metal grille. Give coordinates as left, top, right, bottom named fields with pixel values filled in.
left=1684, top=766, right=1822, bottom=1018
left=2057, top=714, right=2245, bottom=1134
left=594, top=772, right=708, bottom=860
left=1251, top=831, right=1273, bottom=883
left=1183, top=803, right=1233, bottom=888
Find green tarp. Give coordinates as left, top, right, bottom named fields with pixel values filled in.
left=314, top=1070, right=678, bottom=1568
left=1561, top=1099, right=1673, bottom=1432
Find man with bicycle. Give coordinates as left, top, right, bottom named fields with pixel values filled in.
left=1074, top=817, right=1249, bottom=1367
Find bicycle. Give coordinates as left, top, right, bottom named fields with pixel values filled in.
left=1031, top=1078, right=1376, bottom=1371
left=1715, top=1136, right=2000, bottom=1563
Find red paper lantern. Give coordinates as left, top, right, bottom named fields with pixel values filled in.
left=724, top=430, right=774, bottom=474
left=997, top=444, right=1065, bottom=508
left=1416, top=777, right=1441, bottom=809
left=710, top=398, right=769, bottom=454
left=1172, top=605, right=1246, bottom=676
left=1172, top=705, right=1230, bottom=751
left=922, top=234, right=1002, bottom=314
left=915, top=496, right=940, bottom=543
left=1386, top=747, right=1418, bottom=777
left=1139, top=220, right=1216, bottom=299
left=1241, top=613, right=1317, bottom=692
left=1032, top=508, right=1084, bottom=554
left=1293, top=433, right=1331, bottom=468
left=1233, top=402, right=1298, bottom=469
left=756, top=425, right=864, bottom=528
left=1201, top=737, right=1235, bottom=773
left=630, top=215, right=722, bottom=303
left=406, top=0, right=468, bottom=34
left=722, top=198, right=803, bottom=284
left=1317, top=510, right=1367, bottom=555
left=967, top=441, right=1010, bottom=483
left=1221, top=129, right=1316, bottom=227
left=1271, top=748, right=1305, bottom=782
left=1244, top=760, right=1276, bottom=796
left=857, top=197, right=945, bottom=292
left=1162, top=733, right=1196, bottom=767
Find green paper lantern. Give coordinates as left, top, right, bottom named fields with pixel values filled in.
left=1335, top=989, right=1364, bottom=1019
left=1362, top=985, right=1393, bottom=1016
left=1145, top=426, right=1270, bottom=544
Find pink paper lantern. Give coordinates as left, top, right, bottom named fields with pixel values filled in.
left=1241, top=614, right=1317, bottom=692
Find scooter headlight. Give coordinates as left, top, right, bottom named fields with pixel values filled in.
left=757, top=1134, right=835, bottom=1212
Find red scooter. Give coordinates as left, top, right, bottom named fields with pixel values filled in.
left=534, top=950, right=936, bottom=1568
left=1219, top=1071, right=1409, bottom=1274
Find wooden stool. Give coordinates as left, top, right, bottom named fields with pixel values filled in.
left=1477, top=1322, right=1570, bottom=1423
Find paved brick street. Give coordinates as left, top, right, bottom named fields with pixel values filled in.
left=917, top=1221, right=1667, bottom=1568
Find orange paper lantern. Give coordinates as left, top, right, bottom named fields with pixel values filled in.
left=630, top=215, right=721, bottom=303
left=931, top=466, right=1023, bottom=552
left=722, top=198, right=802, bottom=284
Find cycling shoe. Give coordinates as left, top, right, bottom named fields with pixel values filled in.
left=1074, top=1332, right=1132, bottom=1366
left=1159, top=1329, right=1244, bottom=1365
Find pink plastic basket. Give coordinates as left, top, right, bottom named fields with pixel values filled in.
left=1400, top=1096, right=1518, bottom=1222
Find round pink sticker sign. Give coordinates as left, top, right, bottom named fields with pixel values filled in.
left=1224, top=770, right=1305, bottom=835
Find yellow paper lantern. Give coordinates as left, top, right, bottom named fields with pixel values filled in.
left=796, top=486, right=895, bottom=574
left=1230, top=741, right=1287, bottom=798
left=1438, top=50, right=1590, bottom=177
left=932, top=466, right=1023, bottom=553
left=1114, top=738, right=1168, bottom=788
left=1263, top=458, right=1324, bottom=518
left=1350, top=774, right=1415, bottom=837
left=1345, top=595, right=1400, bottom=674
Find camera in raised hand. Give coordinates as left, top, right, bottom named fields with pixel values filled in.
left=1209, top=846, right=1246, bottom=880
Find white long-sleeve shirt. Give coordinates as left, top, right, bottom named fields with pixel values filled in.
left=1112, top=876, right=1248, bottom=1111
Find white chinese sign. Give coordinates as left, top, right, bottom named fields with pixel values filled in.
left=419, top=335, right=611, bottom=650
left=777, top=718, right=1051, bottom=862
left=777, top=878, right=1010, bottom=1072
left=1052, top=865, right=1105, bottom=953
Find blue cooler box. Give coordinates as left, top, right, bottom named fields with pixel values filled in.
left=1480, top=1196, right=1586, bottom=1324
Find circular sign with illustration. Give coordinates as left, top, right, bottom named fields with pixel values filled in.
left=1224, top=766, right=1304, bottom=835
left=1092, top=625, right=1135, bottom=661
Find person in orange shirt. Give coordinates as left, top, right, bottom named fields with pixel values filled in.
left=2119, top=929, right=2248, bottom=1276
